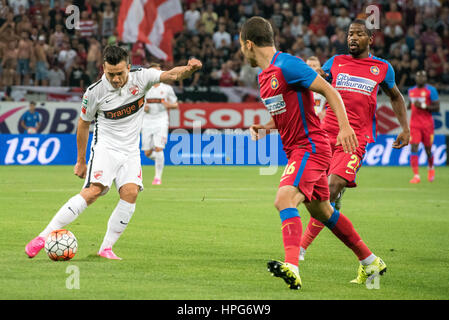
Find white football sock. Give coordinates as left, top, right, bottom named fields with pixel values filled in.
left=360, top=253, right=377, bottom=266
left=154, top=151, right=164, bottom=180
left=39, top=194, right=87, bottom=238
left=99, top=199, right=136, bottom=251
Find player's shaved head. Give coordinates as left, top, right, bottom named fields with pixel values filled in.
left=240, top=16, right=274, bottom=47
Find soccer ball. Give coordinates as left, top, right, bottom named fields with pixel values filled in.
left=44, top=229, right=78, bottom=261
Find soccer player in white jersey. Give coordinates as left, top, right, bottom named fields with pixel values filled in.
left=141, top=63, right=179, bottom=185
left=25, top=46, right=202, bottom=260
left=306, top=56, right=327, bottom=121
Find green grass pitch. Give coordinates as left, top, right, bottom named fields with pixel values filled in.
left=0, top=165, right=448, bottom=300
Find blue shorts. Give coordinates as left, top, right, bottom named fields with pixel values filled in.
left=35, top=61, right=48, bottom=80
left=17, top=59, right=30, bottom=75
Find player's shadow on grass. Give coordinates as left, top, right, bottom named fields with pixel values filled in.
left=74, top=254, right=106, bottom=262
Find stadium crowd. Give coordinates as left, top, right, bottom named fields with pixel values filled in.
left=0, top=0, right=449, bottom=95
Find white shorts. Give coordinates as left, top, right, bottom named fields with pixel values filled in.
left=141, top=125, right=168, bottom=151
left=83, top=144, right=143, bottom=196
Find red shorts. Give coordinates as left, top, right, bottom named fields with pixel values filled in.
left=279, top=148, right=331, bottom=202
left=410, top=126, right=434, bottom=147
left=328, top=136, right=368, bottom=188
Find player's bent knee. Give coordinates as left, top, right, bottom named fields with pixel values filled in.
left=119, top=184, right=140, bottom=203
left=307, top=200, right=334, bottom=222
left=274, top=186, right=304, bottom=211
left=80, top=183, right=105, bottom=205
left=328, top=177, right=347, bottom=201
left=154, top=147, right=164, bottom=152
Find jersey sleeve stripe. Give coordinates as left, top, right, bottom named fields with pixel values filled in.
left=296, top=92, right=316, bottom=153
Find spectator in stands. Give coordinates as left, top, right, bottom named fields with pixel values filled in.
left=201, top=4, right=218, bottom=35
left=9, top=0, right=29, bottom=16
left=79, top=11, right=97, bottom=39
left=386, top=1, right=403, bottom=26
left=184, top=2, right=200, bottom=34
left=239, top=61, right=259, bottom=88
left=336, top=8, right=351, bottom=30
left=48, top=63, right=65, bottom=86
left=16, top=30, right=33, bottom=85
left=101, top=3, right=115, bottom=37
left=212, top=60, right=238, bottom=87
left=49, top=24, right=67, bottom=50
left=58, top=40, right=77, bottom=74
left=34, top=35, right=49, bottom=86
left=290, top=16, right=303, bottom=38
left=441, top=63, right=449, bottom=90
left=212, top=19, right=231, bottom=49
left=1, top=40, right=18, bottom=87
left=270, top=3, right=285, bottom=29
left=68, top=57, right=90, bottom=88
left=131, top=41, right=146, bottom=68
left=86, top=37, right=101, bottom=82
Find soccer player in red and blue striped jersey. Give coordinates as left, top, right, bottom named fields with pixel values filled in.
left=242, top=17, right=386, bottom=289
left=408, top=70, right=440, bottom=183
left=300, top=20, right=410, bottom=265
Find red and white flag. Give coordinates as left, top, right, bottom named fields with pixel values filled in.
left=117, top=0, right=183, bottom=61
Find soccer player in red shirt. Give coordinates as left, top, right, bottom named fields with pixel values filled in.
left=299, top=20, right=410, bottom=264
left=408, top=70, right=440, bottom=183
left=242, top=17, right=386, bottom=289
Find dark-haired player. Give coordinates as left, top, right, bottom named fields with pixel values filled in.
left=300, top=21, right=410, bottom=278
left=408, top=70, right=440, bottom=183
left=243, top=16, right=386, bottom=289
left=25, top=46, right=202, bottom=260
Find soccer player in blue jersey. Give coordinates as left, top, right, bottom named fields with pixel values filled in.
left=20, top=101, right=41, bottom=134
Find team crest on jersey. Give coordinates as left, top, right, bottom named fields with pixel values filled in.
left=94, top=170, right=103, bottom=179
left=129, top=85, right=139, bottom=95
left=271, top=75, right=279, bottom=89
left=370, top=66, right=380, bottom=75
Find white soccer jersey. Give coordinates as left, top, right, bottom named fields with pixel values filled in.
left=142, top=83, right=177, bottom=127
left=80, top=68, right=163, bottom=155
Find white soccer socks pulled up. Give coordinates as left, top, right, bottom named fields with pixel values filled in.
left=39, top=194, right=87, bottom=238
left=99, top=199, right=136, bottom=252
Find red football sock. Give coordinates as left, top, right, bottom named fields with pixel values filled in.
left=282, top=217, right=302, bottom=266
left=300, top=217, right=325, bottom=250
left=326, top=211, right=372, bottom=261
left=410, top=154, right=419, bottom=175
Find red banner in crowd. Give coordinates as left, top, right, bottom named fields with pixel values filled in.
left=169, top=102, right=270, bottom=129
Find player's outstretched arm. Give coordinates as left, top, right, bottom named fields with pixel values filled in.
left=381, top=83, right=410, bottom=149
left=250, top=117, right=276, bottom=141
left=309, top=75, right=358, bottom=154
left=160, top=58, right=202, bottom=83
left=74, top=118, right=91, bottom=179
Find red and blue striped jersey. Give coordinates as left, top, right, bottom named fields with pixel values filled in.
left=258, top=51, right=330, bottom=158
left=321, top=53, right=396, bottom=143
left=408, top=85, right=439, bottom=129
